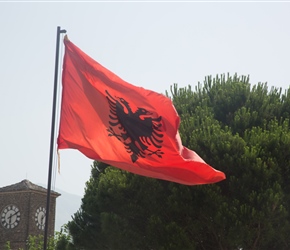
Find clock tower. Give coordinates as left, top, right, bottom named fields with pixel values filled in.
left=0, top=180, right=60, bottom=250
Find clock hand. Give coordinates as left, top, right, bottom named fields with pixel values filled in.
left=8, top=212, right=17, bottom=224
left=41, top=214, right=45, bottom=224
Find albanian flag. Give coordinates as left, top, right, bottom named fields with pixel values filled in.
left=57, top=37, right=226, bottom=185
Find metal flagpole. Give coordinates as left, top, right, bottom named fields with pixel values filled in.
left=44, top=26, right=66, bottom=250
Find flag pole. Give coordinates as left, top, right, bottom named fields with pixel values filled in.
left=44, top=26, right=66, bottom=250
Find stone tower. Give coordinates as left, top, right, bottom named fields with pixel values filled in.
left=0, top=179, right=60, bottom=250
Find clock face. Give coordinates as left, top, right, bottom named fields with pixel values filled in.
left=35, top=207, right=46, bottom=230
left=1, top=205, right=21, bottom=229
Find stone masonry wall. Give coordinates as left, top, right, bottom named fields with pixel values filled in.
left=0, top=191, right=57, bottom=250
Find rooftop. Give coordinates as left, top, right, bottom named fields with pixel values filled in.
left=0, top=179, right=60, bottom=196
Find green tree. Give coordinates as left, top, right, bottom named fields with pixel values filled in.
left=67, top=74, right=290, bottom=249
left=4, top=231, right=75, bottom=250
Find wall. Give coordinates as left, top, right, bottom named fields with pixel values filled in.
left=0, top=191, right=58, bottom=250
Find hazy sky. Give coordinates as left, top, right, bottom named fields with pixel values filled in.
left=1, top=1, right=290, bottom=196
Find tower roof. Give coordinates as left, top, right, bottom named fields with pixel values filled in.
left=0, top=179, right=60, bottom=196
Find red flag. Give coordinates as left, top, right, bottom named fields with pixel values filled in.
left=57, top=38, right=226, bottom=185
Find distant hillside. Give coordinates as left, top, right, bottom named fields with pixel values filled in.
left=54, top=189, right=82, bottom=231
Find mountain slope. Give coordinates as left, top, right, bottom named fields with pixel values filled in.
left=54, top=189, right=82, bottom=231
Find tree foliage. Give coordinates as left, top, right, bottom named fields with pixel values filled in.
left=67, top=74, right=290, bottom=249
left=4, top=233, right=68, bottom=250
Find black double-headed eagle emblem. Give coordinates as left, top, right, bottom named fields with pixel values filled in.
left=105, top=90, right=164, bottom=163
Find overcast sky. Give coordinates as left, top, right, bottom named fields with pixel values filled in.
left=1, top=1, right=290, bottom=196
